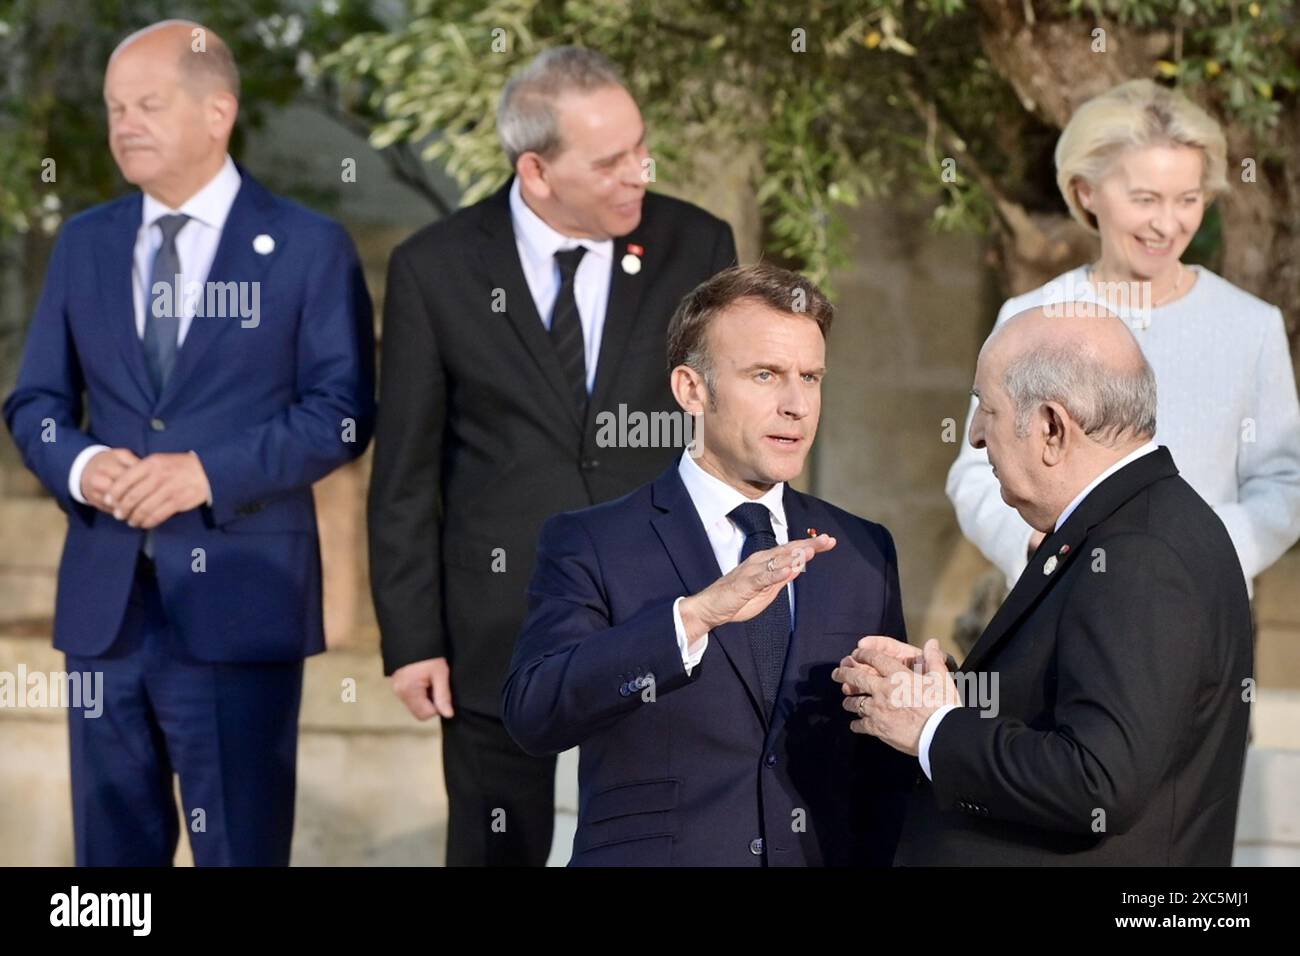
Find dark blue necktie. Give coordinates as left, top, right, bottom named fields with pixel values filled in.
left=549, top=246, right=589, bottom=418
left=729, top=502, right=791, bottom=715
left=143, top=213, right=190, bottom=396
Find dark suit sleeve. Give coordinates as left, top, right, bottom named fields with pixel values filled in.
left=880, top=525, right=907, bottom=642
left=502, top=511, right=694, bottom=756
left=862, top=523, right=917, bottom=858
left=928, top=532, right=1203, bottom=836
left=367, top=245, right=449, bottom=674
left=195, top=221, right=375, bottom=524
left=3, top=228, right=99, bottom=520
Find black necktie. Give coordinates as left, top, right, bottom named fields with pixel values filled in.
left=549, top=246, right=588, bottom=417
left=143, top=213, right=190, bottom=396
left=729, top=502, right=792, bottom=716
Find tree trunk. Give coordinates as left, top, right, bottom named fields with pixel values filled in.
left=974, top=0, right=1299, bottom=354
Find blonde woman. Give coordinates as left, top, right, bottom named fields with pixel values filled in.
left=949, top=79, right=1300, bottom=593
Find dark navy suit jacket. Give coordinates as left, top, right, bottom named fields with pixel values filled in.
left=503, top=462, right=914, bottom=866
left=4, top=170, right=375, bottom=663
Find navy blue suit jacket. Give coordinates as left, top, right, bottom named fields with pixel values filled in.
left=4, top=171, right=375, bottom=663
left=503, top=462, right=915, bottom=866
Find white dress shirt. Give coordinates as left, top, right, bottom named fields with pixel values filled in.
left=670, top=450, right=793, bottom=676
left=918, top=441, right=1161, bottom=780
left=508, top=177, right=612, bottom=394
left=67, top=155, right=241, bottom=504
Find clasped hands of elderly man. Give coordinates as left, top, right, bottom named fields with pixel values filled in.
left=832, top=636, right=962, bottom=757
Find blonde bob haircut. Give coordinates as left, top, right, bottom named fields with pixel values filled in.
left=1055, top=79, right=1229, bottom=233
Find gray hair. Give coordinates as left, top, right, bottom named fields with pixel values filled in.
left=1003, top=344, right=1157, bottom=445
left=497, top=46, right=626, bottom=167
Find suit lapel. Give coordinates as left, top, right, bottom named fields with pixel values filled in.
left=961, top=447, right=1179, bottom=673
left=960, top=530, right=1079, bottom=675
left=156, top=172, right=280, bottom=412
left=649, top=464, right=768, bottom=724
left=586, top=214, right=652, bottom=428
left=767, top=487, right=827, bottom=739
left=476, top=180, right=584, bottom=433
left=101, top=193, right=155, bottom=408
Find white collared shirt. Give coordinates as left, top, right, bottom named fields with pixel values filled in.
left=508, top=177, right=613, bottom=393
left=671, top=450, right=793, bottom=675
left=67, top=155, right=241, bottom=505
left=918, top=440, right=1161, bottom=780
left=1052, top=441, right=1159, bottom=532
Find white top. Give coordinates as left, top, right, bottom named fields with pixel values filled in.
left=670, top=450, right=791, bottom=675
left=947, top=265, right=1300, bottom=595
left=508, top=176, right=613, bottom=394
left=68, top=155, right=242, bottom=505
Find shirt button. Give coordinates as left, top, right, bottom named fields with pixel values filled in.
left=150, top=417, right=166, bottom=431
left=749, top=838, right=764, bottom=856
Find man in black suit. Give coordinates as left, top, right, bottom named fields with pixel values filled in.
left=368, top=46, right=736, bottom=866
left=503, top=263, right=913, bottom=865
left=837, top=304, right=1253, bottom=865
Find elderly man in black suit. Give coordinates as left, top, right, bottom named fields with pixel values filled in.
left=368, top=46, right=736, bottom=866
left=838, top=303, right=1252, bottom=865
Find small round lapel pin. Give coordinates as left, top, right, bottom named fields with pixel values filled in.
left=253, top=234, right=275, bottom=255
left=1043, top=555, right=1058, bottom=575
left=806, top=527, right=818, bottom=537
left=621, top=243, right=643, bottom=275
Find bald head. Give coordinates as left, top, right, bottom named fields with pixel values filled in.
left=969, top=303, right=1158, bottom=533
left=104, top=20, right=239, bottom=208
left=109, top=20, right=240, bottom=99
left=981, top=305, right=1156, bottom=445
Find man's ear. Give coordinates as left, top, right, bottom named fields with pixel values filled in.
left=515, top=152, right=552, bottom=201
left=670, top=364, right=708, bottom=418
left=207, top=90, right=238, bottom=143
left=1041, top=402, right=1070, bottom=466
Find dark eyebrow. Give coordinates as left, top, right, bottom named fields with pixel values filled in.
left=739, top=363, right=826, bottom=377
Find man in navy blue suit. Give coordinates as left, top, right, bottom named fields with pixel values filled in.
left=503, top=263, right=913, bottom=865
left=3, top=20, right=375, bottom=865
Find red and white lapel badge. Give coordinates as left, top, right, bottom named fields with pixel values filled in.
left=621, top=243, right=644, bottom=275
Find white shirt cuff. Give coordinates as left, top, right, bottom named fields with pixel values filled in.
left=918, top=704, right=961, bottom=781
left=672, top=596, right=708, bottom=676
left=68, top=444, right=110, bottom=505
